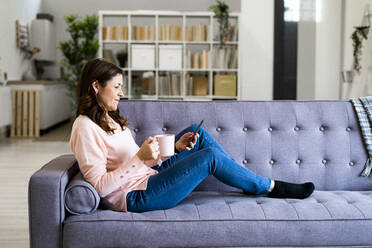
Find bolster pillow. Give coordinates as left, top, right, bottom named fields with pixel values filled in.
left=64, top=172, right=100, bottom=215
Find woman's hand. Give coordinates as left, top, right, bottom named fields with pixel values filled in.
left=137, top=137, right=160, bottom=162
left=175, top=132, right=199, bottom=151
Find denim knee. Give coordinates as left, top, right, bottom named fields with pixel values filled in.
left=202, top=147, right=220, bottom=157
left=190, top=123, right=198, bottom=131
left=190, top=123, right=205, bottom=133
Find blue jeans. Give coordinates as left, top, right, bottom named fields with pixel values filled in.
left=126, top=124, right=272, bottom=213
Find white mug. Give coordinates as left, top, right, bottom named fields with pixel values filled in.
left=155, top=134, right=175, bottom=157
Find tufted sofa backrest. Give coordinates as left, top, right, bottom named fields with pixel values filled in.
left=118, top=100, right=371, bottom=192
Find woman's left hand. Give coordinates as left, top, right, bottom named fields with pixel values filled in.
left=175, top=132, right=199, bottom=151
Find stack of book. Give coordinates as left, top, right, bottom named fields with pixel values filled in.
left=102, top=25, right=157, bottom=41
left=186, top=74, right=208, bottom=96
left=141, top=76, right=156, bottom=95
left=158, top=73, right=182, bottom=96
left=219, top=25, right=238, bottom=42
left=158, top=24, right=183, bottom=41
left=102, top=25, right=128, bottom=40
left=184, top=49, right=209, bottom=69
left=212, top=46, right=238, bottom=69
left=102, top=23, right=235, bottom=42
left=132, top=25, right=156, bottom=41
left=185, top=24, right=211, bottom=41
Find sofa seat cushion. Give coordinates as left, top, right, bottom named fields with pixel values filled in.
left=63, top=190, right=372, bottom=247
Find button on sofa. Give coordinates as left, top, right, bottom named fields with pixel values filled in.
left=29, top=100, right=372, bottom=248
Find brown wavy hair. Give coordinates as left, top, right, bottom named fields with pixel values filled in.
left=76, top=58, right=129, bottom=134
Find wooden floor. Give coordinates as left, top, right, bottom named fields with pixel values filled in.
left=0, top=125, right=71, bottom=247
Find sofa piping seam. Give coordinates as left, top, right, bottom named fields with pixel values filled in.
left=64, top=184, right=98, bottom=214
left=317, top=201, right=333, bottom=218
left=64, top=218, right=372, bottom=224
left=285, top=199, right=300, bottom=220
left=223, top=198, right=234, bottom=219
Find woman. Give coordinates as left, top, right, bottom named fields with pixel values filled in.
left=70, top=58, right=315, bottom=213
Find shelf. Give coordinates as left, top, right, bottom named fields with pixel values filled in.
left=158, top=41, right=184, bottom=44
left=158, top=95, right=183, bottom=99
left=185, top=41, right=211, bottom=44
left=103, top=40, right=239, bottom=44
left=131, top=40, right=156, bottom=44
left=129, top=95, right=157, bottom=100
left=212, top=96, right=238, bottom=99
left=185, top=69, right=209, bottom=72
left=131, top=68, right=156, bottom=71
left=99, top=10, right=240, bottom=17
left=183, top=96, right=212, bottom=101
left=103, top=40, right=128, bottom=44
left=212, top=41, right=238, bottom=45
left=212, top=69, right=238, bottom=72
left=99, top=10, right=240, bottom=101
left=158, top=69, right=183, bottom=71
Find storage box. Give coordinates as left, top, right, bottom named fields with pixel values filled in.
left=192, top=76, right=208, bottom=96
left=131, top=44, right=155, bottom=69
left=214, top=74, right=237, bottom=97
left=159, top=45, right=182, bottom=70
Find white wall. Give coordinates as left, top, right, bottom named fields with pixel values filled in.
left=0, top=0, right=356, bottom=101
left=297, top=0, right=342, bottom=100
left=41, top=0, right=240, bottom=68
left=0, top=0, right=42, bottom=81
left=314, top=0, right=342, bottom=100
left=343, top=0, right=372, bottom=71
left=241, top=0, right=345, bottom=101
left=0, top=0, right=41, bottom=128
left=239, top=0, right=274, bottom=100
left=341, top=0, right=372, bottom=99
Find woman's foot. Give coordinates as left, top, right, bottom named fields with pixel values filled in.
left=267, top=180, right=315, bottom=199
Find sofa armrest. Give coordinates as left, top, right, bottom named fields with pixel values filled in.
left=28, top=154, right=79, bottom=248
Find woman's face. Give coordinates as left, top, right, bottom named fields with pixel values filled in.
left=94, top=73, right=124, bottom=111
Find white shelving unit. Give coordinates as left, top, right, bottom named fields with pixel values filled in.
left=98, top=10, right=240, bottom=101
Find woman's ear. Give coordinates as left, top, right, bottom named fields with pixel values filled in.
left=91, top=81, right=99, bottom=95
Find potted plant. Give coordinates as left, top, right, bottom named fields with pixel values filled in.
left=132, top=86, right=143, bottom=99
left=59, top=14, right=99, bottom=117
left=351, top=12, right=370, bottom=75
left=209, top=0, right=230, bottom=47
left=116, top=50, right=128, bottom=68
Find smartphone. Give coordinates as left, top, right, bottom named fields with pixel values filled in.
left=188, top=120, right=204, bottom=146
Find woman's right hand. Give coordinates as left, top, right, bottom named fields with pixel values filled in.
left=136, top=136, right=160, bottom=162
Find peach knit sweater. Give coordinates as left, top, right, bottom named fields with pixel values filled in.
left=69, top=115, right=159, bottom=212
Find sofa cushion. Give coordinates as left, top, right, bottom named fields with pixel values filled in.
left=63, top=190, right=372, bottom=247
left=64, top=172, right=100, bottom=215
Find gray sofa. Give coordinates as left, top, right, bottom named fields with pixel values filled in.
left=29, top=100, right=372, bottom=248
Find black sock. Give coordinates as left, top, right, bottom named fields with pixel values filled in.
left=267, top=180, right=315, bottom=199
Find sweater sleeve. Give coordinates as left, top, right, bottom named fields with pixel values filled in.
left=70, top=124, right=145, bottom=198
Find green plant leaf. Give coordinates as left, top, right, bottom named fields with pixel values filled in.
left=59, top=13, right=99, bottom=115
left=209, top=0, right=230, bottom=47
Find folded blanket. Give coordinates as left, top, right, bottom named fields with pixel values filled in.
left=350, top=96, right=372, bottom=177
